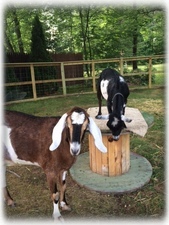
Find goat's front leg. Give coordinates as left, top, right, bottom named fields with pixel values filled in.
left=59, top=171, right=71, bottom=211
left=95, top=84, right=102, bottom=119
left=121, top=115, right=132, bottom=123
left=96, top=99, right=110, bottom=120
left=122, top=106, right=132, bottom=123
left=46, top=173, right=63, bottom=221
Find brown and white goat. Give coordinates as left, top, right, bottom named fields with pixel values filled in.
left=3, top=107, right=107, bottom=220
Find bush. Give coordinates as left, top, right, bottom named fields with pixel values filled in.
left=124, top=66, right=156, bottom=86
left=5, top=67, right=25, bottom=101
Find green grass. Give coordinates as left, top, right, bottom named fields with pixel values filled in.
left=4, top=88, right=165, bottom=221
left=5, top=88, right=164, bottom=115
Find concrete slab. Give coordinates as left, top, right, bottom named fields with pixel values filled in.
left=70, top=152, right=152, bottom=194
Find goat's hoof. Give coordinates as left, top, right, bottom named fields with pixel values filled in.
left=7, top=200, right=15, bottom=207
left=58, top=216, right=64, bottom=222
left=95, top=114, right=102, bottom=119
left=53, top=215, right=64, bottom=223
left=61, top=204, right=71, bottom=211
left=9, top=202, right=16, bottom=207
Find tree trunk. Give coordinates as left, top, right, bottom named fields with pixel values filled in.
left=12, top=8, right=24, bottom=53
left=4, top=31, right=15, bottom=53
left=132, top=30, right=138, bottom=70
left=79, top=7, right=91, bottom=76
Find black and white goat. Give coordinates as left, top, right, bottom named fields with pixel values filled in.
left=96, top=68, right=132, bottom=141
left=3, top=107, right=107, bottom=220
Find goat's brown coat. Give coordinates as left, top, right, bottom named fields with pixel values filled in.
left=4, top=110, right=80, bottom=172
left=4, top=107, right=106, bottom=219
left=4, top=107, right=93, bottom=219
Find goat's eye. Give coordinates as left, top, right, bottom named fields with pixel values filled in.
left=81, top=120, right=88, bottom=131
left=82, top=123, right=87, bottom=129
left=66, top=122, right=71, bottom=128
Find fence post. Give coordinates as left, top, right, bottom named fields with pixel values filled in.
left=30, top=64, right=37, bottom=100
left=61, top=62, right=66, bottom=95
left=120, top=57, right=124, bottom=75
left=92, top=62, right=96, bottom=93
left=148, top=57, right=152, bottom=88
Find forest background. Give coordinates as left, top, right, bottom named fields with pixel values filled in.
left=4, top=5, right=165, bottom=60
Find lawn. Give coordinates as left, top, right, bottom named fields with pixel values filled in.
left=4, top=87, right=165, bottom=222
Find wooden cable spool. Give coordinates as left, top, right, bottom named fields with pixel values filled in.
left=89, top=132, right=130, bottom=176
left=87, top=106, right=148, bottom=177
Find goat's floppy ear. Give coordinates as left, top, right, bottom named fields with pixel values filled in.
left=88, top=117, right=107, bottom=153
left=49, top=113, right=68, bottom=151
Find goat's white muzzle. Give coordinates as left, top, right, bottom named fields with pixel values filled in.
left=70, top=142, right=81, bottom=156
left=112, top=135, right=120, bottom=141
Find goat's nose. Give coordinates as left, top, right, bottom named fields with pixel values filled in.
left=70, top=142, right=81, bottom=156
left=71, top=149, right=79, bottom=156
left=113, top=135, right=120, bottom=141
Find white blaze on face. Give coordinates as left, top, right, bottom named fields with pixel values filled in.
left=100, top=79, right=109, bottom=100
left=111, top=117, right=119, bottom=127
left=71, top=112, right=85, bottom=125
left=69, top=111, right=85, bottom=156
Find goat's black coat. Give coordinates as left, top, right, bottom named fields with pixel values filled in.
left=96, top=68, right=130, bottom=140
left=97, top=68, right=129, bottom=112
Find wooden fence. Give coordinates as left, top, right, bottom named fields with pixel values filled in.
left=4, top=55, right=165, bottom=104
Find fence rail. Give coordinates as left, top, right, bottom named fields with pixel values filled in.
left=4, top=55, right=165, bottom=104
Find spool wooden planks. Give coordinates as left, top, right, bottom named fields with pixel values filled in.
left=89, top=132, right=130, bottom=176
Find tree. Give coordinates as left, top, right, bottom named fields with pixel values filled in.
left=12, top=8, right=24, bottom=53
left=4, top=6, right=165, bottom=60
left=4, top=7, right=36, bottom=53
left=78, top=7, right=91, bottom=60
left=30, top=14, right=51, bottom=62
left=30, top=14, right=58, bottom=96
left=4, top=7, right=24, bottom=53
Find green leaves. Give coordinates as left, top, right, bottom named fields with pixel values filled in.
left=4, top=6, right=165, bottom=58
